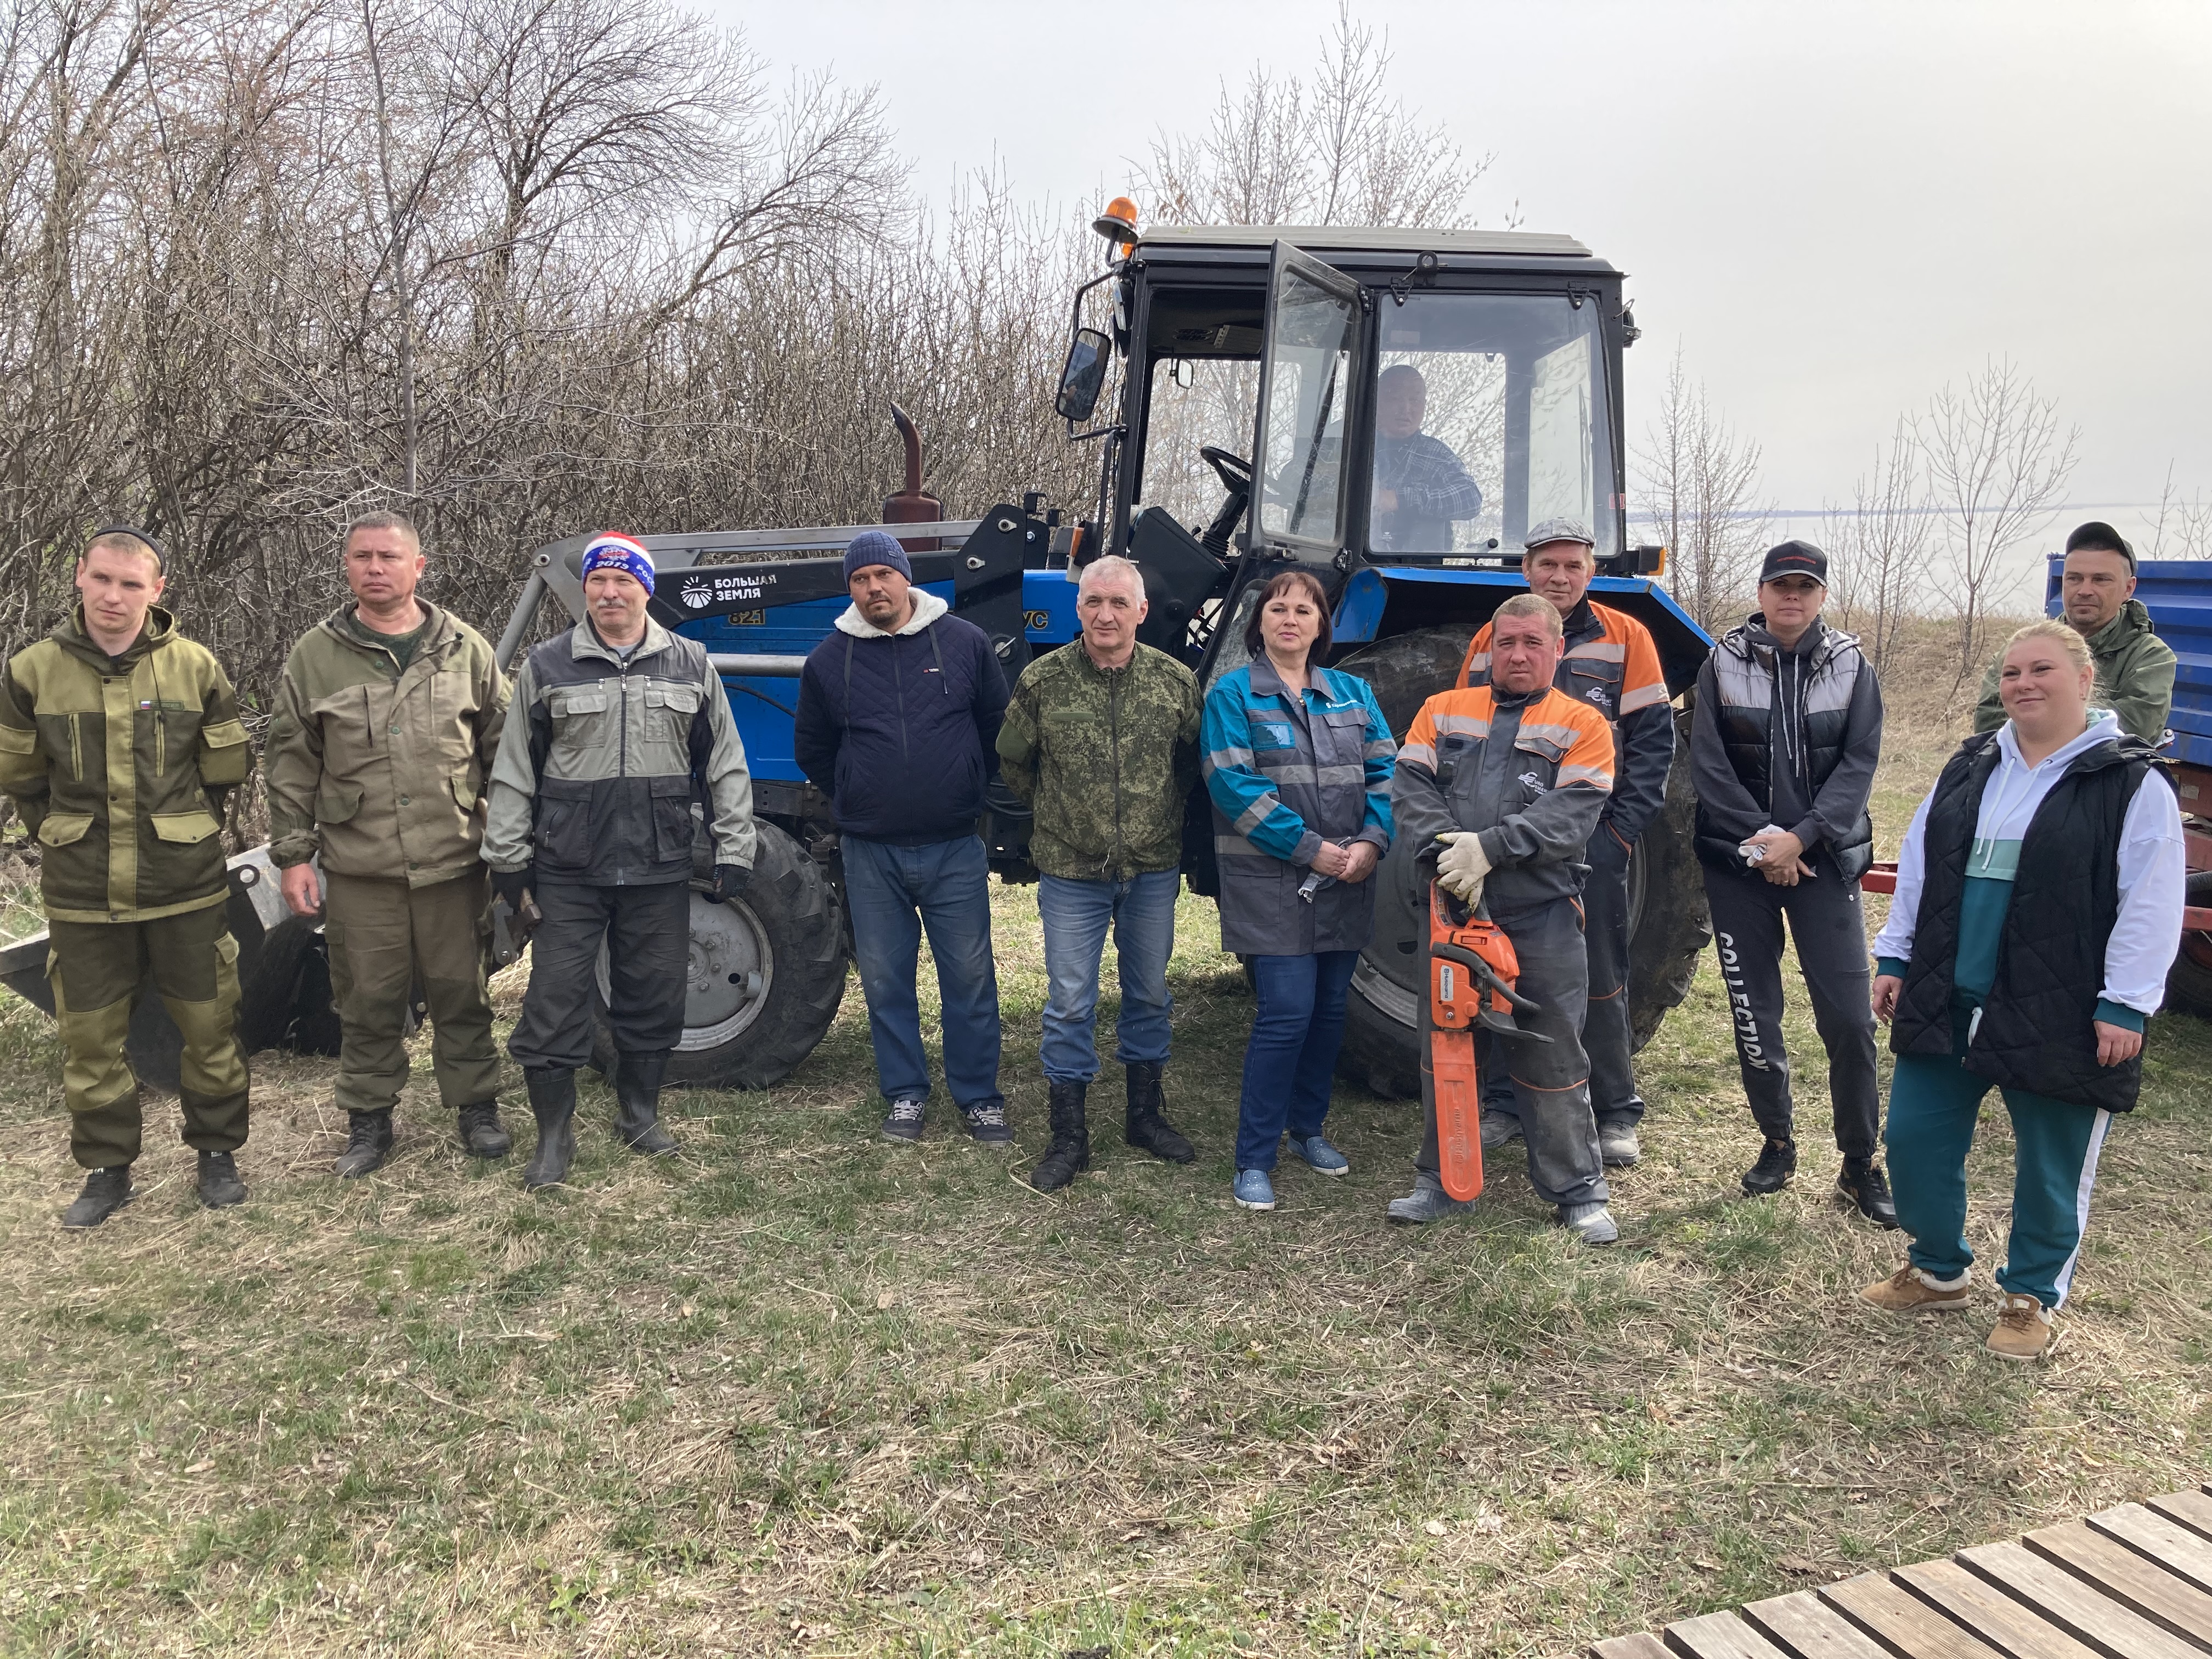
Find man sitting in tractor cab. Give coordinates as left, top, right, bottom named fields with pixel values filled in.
left=1369, top=364, right=1485, bottom=554
left=1386, top=592, right=1620, bottom=1244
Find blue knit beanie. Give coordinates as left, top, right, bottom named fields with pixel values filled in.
left=582, top=532, right=655, bottom=595
left=842, top=529, right=912, bottom=585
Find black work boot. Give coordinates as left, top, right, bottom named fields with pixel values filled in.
left=1838, top=1157, right=1900, bottom=1229
left=1030, top=1079, right=1090, bottom=1193
left=456, top=1101, right=513, bottom=1159
left=196, top=1150, right=247, bottom=1209
left=613, top=1053, right=676, bottom=1156
left=522, top=1067, right=578, bottom=1192
left=333, top=1110, right=395, bottom=1180
left=1123, top=1060, right=1195, bottom=1165
left=61, top=1165, right=134, bottom=1229
left=1741, top=1136, right=1798, bottom=1196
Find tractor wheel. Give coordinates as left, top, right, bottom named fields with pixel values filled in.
left=589, top=820, right=847, bottom=1087
left=1331, top=627, right=1711, bottom=1099
left=2164, top=870, right=2212, bottom=1018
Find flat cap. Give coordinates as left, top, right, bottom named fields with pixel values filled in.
left=1523, top=517, right=1595, bottom=551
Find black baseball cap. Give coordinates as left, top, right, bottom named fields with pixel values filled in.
left=2063, top=521, right=2135, bottom=571
left=1758, top=540, right=1827, bottom=588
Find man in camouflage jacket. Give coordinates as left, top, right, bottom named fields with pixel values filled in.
left=0, top=528, right=255, bottom=1226
left=996, top=555, right=1202, bottom=1192
left=263, top=512, right=512, bottom=1180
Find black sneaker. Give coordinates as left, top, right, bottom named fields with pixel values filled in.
left=1741, top=1136, right=1797, bottom=1196
left=196, top=1150, right=247, bottom=1210
left=880, top=1097, right=926, bottom=1144
left=1838, top=1159, right=1900, bottom=1229
left=61, top=1165, right=134, bottom=1229
left=959, top=1100, right=1012, bottom=1146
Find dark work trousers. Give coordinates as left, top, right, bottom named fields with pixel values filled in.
left=508, top=879, right=690, bottom=1071
left=1419, top=896, right=1606, bottom=1207
left=1485, top=826, right=1640, bottom=1129
left=1701, top=859, right=1880, bottom=1160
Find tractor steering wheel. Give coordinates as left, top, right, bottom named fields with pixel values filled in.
left=1200, top=445, right=1254, bottom=494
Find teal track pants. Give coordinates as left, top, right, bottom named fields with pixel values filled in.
left=1883, top=1034, right=2112, bottom=1310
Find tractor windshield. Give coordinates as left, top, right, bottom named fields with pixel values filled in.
left=1369, top=292, right=1615, bottom=561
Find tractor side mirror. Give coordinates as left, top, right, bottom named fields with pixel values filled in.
left=1056, top=328, right=1111, bottom=422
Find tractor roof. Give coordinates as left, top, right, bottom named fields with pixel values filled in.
left=1140, top=224, right=1590, bottom=256
left=1132, top=224, right=1618, bottom=279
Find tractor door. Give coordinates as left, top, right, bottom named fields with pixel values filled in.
left=1200, top=242, right=1369, bottom=689
left=1250, top=242, right=1367, bottom=560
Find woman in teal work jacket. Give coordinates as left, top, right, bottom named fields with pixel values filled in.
left=1200, top=569, right=1397, bottom=1211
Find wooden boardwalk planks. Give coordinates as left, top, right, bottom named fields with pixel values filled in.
left=1583, top=1487, right=2212, bottom=1659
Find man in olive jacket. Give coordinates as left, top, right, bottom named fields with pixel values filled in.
left=1972, top=522, right=2175, bottom=746
left=264, top=512, right=511, bottom=1178
left=996, top=556, right=1202, bottom=1191
left=0, top=527, right=255, bottom=1226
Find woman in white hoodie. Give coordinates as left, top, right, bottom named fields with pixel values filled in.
left=1857, top=620, right=2183, bottom=1359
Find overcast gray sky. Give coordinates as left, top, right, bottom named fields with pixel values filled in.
left=728, top=0, right=2211, bottom=554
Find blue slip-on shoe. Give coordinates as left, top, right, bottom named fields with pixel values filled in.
left=1284, top=1134, right=1349, bottom=1177
left=1233, top=1168, right=1277, bottom=1210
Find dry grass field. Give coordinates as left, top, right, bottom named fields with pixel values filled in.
left=0, top=658, right=2206, bottom=1657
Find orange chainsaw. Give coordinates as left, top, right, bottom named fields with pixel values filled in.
left=1423, top=885, right=1550, bottom=1201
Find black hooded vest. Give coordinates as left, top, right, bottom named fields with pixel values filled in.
left=1891, top=729, right=2164, bottom=1113
left=1692, top=622, right=1875, bottom=880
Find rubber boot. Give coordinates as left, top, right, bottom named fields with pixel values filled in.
left=61, top=1165, right=134, bottom=1229
left=614, top=1052, right=676, bottom=1155
left=1030, top=1079, right=1090, bottom=1192
left=1123, top=1060, right=1195, bottom=1165
left=522, top=1066, right=578, bottom=1192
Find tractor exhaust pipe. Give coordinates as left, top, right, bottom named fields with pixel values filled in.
left=882, top=401, right=943, bottom=553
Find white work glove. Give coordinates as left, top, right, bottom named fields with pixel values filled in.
left=1435, top=831, right=1492, bottom=903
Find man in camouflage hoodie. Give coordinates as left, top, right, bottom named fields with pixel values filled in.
left=997, top=555, right=1202, bottom=1191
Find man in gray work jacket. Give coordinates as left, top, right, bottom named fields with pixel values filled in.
left=482, top=534, right=756, bottom=1190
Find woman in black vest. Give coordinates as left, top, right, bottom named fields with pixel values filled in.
left=1859, top=620, right=2183, bottom=1361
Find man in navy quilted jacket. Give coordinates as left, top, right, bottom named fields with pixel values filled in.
left=794, top=531, right=1012, bottom=1146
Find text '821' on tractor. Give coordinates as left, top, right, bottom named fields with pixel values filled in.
left=0, top=209, right=1718, bottom=1096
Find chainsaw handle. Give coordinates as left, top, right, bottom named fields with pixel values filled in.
left=1429, top=940, right=1544, bottom=1018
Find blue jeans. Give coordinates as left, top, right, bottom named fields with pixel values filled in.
left=1037, top=870, right=1181, bottom=1083
left=1235, top=950, right=1359, bottom=1171
left=842, top=834, right=1003, bottom=1107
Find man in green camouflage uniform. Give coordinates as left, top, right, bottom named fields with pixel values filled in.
left=0, top=528, right=255, bottom=1226
left=264, top=511, right=512, bottom=1178
left=996, top=554, right=1203, bottom=1192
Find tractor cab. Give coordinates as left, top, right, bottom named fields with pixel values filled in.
left=1056, top=224, right=1707, bottom=693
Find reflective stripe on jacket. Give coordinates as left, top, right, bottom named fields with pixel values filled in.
left=263, top=603, right=508, bottom=887
left=1200, top=658, right=1395, bottom=956
left=0, top=606, right=251, bottom=922
left=482, top=618, right=755, bottom=885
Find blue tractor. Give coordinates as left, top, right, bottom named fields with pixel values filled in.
left=1, top=218, right=1720, bottom=1096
